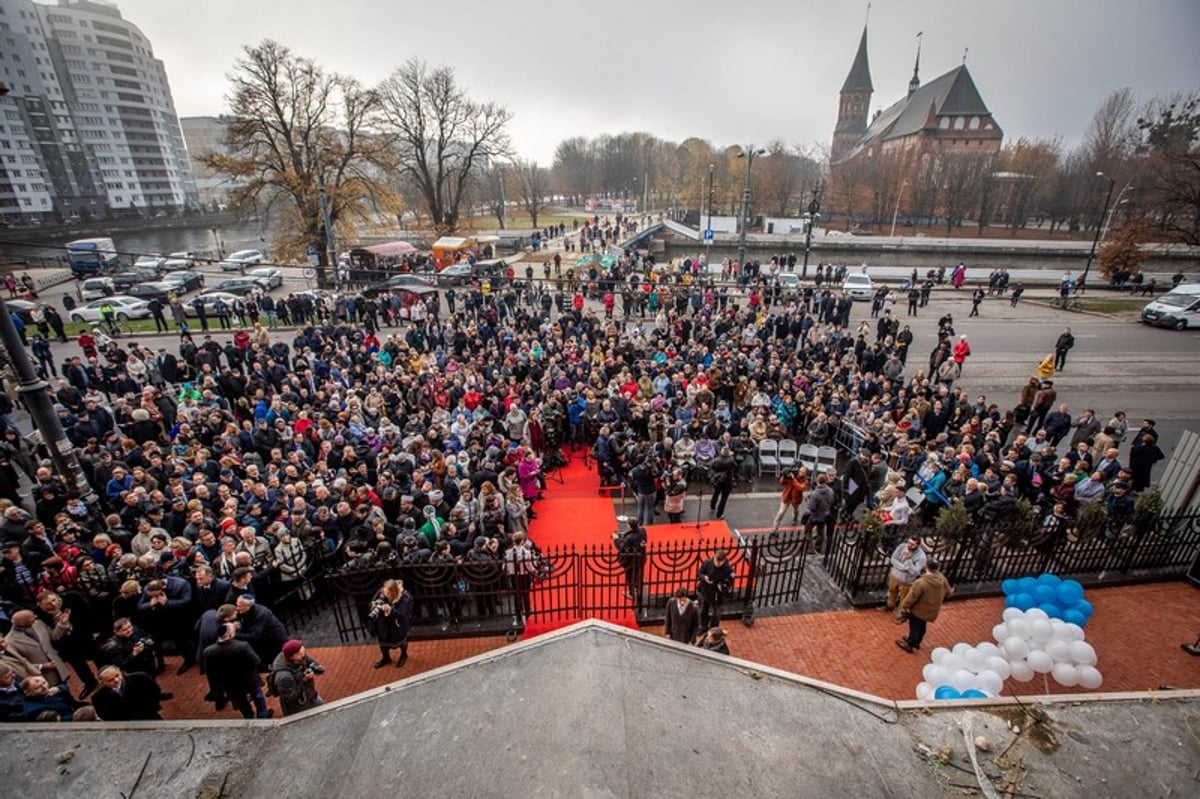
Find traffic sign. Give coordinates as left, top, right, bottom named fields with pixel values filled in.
left=303, top=267, right=316, bottom=279
left=704, top=229, right=714, bottom=243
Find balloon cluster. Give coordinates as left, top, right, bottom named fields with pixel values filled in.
left=1001, top=574, right=1093, bottom=628
left=989, top=607, right=1102, bottom=689
left=915, top=573, right=1102, bottom=701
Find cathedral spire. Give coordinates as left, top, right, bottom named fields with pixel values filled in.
left=840, top=24, right=873, bottom=94
left=908, top=31, right=923, bottom=98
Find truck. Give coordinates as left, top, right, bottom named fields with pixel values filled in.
left=66, top=237, right=120, bottom=277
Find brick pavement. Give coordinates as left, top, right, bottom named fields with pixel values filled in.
left=148, top=581, right=1198, bottom=720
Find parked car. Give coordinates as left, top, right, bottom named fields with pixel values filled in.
left=842, top=273, right=874, bottom=300
left=110, top=272, right=144, bottom=291
left=123, top=281, right=176, bottom=304
left=775, top=272, right=802, bottom=294
left=246, top=267, right=283, bottom=290
left=219, top=249, right=264, bottom=272
left=360, top=273, right=434, bottom=297
left=206, top=279, right=262, bottom=297
left=160, top=269, right=205, bottom=293
left=435, top=264, right=475, bottom=285
left=133, top=254, right=166, bottom=275
left=4, top=299, right=37, bottom=323
left=68, top=296, right=151, bottom=323
left=186, top=292, right=242, bottom=316
left=80, top=276, right=116, bottom=300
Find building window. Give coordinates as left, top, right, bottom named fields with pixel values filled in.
left=969, top=116, right=981, bottom=130
left=953, top=117, right=965, bottom=130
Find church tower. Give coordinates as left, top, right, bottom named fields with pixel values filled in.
left=832, top=25, right=873, bottom=164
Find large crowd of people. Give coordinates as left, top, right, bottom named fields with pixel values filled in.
left=0, top=220, right=1171, bottom=722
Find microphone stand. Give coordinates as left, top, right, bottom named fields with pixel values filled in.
left=694, top=481, right=705, bottom=531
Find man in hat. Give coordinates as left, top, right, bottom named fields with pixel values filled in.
left=268, top=639, right=324, bottom=716
left=235, top=593, right=288, bottom=667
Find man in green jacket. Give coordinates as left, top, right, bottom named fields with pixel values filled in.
left=895, top=558, right=953, bottom=653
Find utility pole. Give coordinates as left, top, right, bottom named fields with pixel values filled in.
left=736, top=146, right=765, bottom=277
left=706, top=164, right=715, bottom=263
left=318, top=173, right=338, bottom=289
left=1082, top=172, right=1116, bottom=287
left=801, top=183, right=823, bottom=279
left=0, top=303, right=97, bottom=507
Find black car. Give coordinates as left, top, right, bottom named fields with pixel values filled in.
left=208, top=278, right=261, bottom=296
left=360, top=274, right=434, bottom=298
left=435, top=264, right=475, bottom=285
left=123, top=282, right=173, bottom=304
left=161, top=269, right=205, bottom=293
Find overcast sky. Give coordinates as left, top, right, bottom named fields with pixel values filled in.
left=110, top=0, right=1200, bottom=163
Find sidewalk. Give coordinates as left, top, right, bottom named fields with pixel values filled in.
left=151, top=580, right=1199, bottom=720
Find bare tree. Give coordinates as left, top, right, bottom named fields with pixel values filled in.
left=205, top=41, right=388, bottom=277
left=374, top=59, right=512, bottom=235
left=1082, top=88, right=1139, bottom=175
left=513, top=159, right=550, bottom=228
left=478, top=163, right=511, bottom=228
left=939, top=153, right=993, bottom=234
left=1137, top=92, right=1200, bottom=246
left=551, top=137, right=595, bottom=204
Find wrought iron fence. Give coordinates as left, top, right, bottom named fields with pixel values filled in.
left=323, top=530, right=811, bottom=643
left=820, top=509, right=1200, bottom=606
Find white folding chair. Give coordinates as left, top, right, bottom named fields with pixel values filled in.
left=816, top=446, right=839, bottom=475
left=757, top=439, right=780, bottom=476
left=797, top=443, right=819, bottom=474
left=778, top=439, right=799, bottom=471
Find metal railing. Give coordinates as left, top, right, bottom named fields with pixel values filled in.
left=820, top=509, right=1200, bottom=606
left=323, top=530, right=811, bottom=643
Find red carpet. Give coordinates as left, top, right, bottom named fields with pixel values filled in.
left=525, top=453, right=636, bottom=636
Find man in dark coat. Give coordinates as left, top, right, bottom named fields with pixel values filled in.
left=664, top=588, right=700, bottom=644
left=695, top=548, right=734, bottom=631
left=235, top=594, right=288, bottom=667
left=92, top=666, right=164, bottom=721
left=612, top=516, right=647, bottom=600
left=203, top=622, right=270, bottom=718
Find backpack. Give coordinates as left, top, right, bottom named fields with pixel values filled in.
left=265, top=665, right=288, bottom=697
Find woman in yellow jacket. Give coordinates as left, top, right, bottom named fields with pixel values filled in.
left=1036, top=353, right=1055, bottom=380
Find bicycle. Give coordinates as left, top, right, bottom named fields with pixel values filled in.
left=1057, top=296, right=1081, bottom=311
left=101, top=315, right=131, bottom=337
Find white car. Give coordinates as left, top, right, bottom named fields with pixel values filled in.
left=843, top=273, right=874, bottom=300
left=775, top=272, right=802, bottom=294
left=133, top=254, right=166, bottom=273
left=186, top=291, right=242, bottom=316
left=246, top=267, right=283, bottom=290
left=80, top=277, right=115, bottom=301
left=219, top=249, right=265, bottom=272
left=68, top=295, right=151, bottom=323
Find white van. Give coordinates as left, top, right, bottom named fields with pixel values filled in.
left=1141, top=283, right=1200, bottom=330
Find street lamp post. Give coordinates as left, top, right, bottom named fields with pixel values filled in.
left=889, top=179, right=908, bottom=238
left=317, top=173, right=338, bottom=289
left=801, top=183, right=823, bottom=279
left=705, top=163, right=715, bottom=262
left=1082, top=172, right=1116, bottom=287
left=736, top=146, right=766, bottom=277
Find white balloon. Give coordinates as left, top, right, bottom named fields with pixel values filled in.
left=1051, top=662, right=1080, bottom=687
left=1077, top=665, right=1103, bottom=690
left=952, top=642, right=972, bottom=658
left=941, top=654, right=966, bottom=673
left=1030, top=619, right=1054, bottom=643
left=985, top=655, right=1012, bottom=680
left=930, top=647, right=952, bottom=665
left=916, top=681, right=935, bottom=701
left=1027, top=649, right=1054, bottom=674
left=925, top=665, right=951, bottom=686
left=976, top=642, right=1002, bottom=659
left=951, top=668, right=976, bottom=693
left=1002, top=608, right=1024, bottom=622
left=1069, top=641, right=1098, bottom=666
left=1003, top=636, right=1030, bottom=661
left=1046, top=640, right=1073, bottom=663
left=1063, top=623, right=1086, bottom=642
left=1010, top=661, right=1036, bottom=682
left=1007, top=618, right=1032, bottom=640
left=992, top=624, right=1010, bottom=644
left=977, top=669, right=1005, bottom=696
left=1025, top=607, right=1049, bottom=622
left=1049, top=618, right=1068, bottom=635
left=964, top=648, right=987, bottom=673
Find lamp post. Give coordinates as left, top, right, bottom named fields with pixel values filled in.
left=317, top=173, right=338, bottom=289
left=705, top=163, right=715, bottom=261
left=736, top=146, right=766, bottom=277
left=801, top=182, right=822, bottom=279
left=889, top=179, right=908, bottom=238
left=1082, top=172, right=1116, bottom=287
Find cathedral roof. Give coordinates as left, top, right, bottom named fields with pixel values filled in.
left=840, top=26, right=873, bottom=93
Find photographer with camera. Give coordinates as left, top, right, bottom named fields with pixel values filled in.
left=268, top=639, right=324, bottom=716
left=771, top=466, right=810, bottom=531
left=369, top=578, right=413, bottom=669
left=695, top=548, right=734, bottom=631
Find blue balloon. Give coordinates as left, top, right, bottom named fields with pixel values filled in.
left=1056, top=580, right=1084, bottom=606
left=935, top=686, right=961, bottom=700
left=1035, top=585, right=1057, bottom=605
left=1001, top=579, right=1019, bottom=596
left=1005, top=593, right=1021, bottom=608
left=1017, top=577, right=1038, bottom=595
left=1040, top=603, right=1062, bottom=620
left=961, top=689, right=988, bottom=699
left=1015, top=593, right=1037, bottom=611
left=1063, top=608, right=1087, bottom=628
left=1076, top=599, right=1094, bottom=619
left=1037, top=573, right=1062, bottom=588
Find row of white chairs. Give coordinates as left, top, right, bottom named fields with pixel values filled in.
left=757, top=439, right=837, bottom=477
